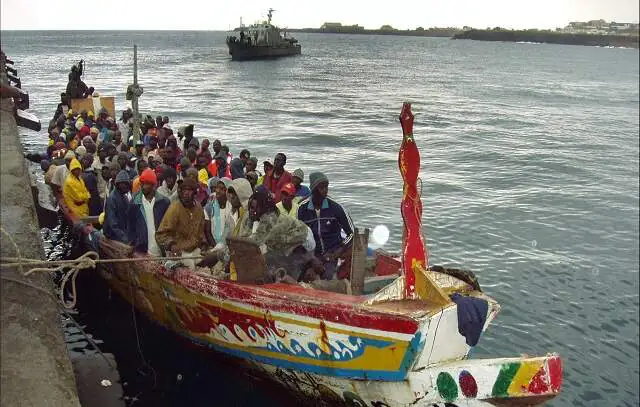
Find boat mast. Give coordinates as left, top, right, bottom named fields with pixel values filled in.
left=129, top=45, right=142, bottom=145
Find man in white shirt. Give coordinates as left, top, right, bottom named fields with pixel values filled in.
left=128, top=169, right=170, bottom=256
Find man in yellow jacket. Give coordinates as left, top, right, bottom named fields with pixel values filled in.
left=63, top=158, right=90, bottom=218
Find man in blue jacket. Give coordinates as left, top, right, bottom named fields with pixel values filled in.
left=103, top=170, right=132, bottom=242
left=128, top=169, right=170, bottom=256
left=297, top=172, right=354, bottom=280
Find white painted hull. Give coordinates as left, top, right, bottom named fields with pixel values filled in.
left=246, top=354, right=562, bottom=406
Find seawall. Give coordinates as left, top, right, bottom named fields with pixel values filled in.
left=0, top=59, right=82, bottom=407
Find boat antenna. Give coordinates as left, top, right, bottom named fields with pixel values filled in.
left=267, top=8, right=275, bottom=25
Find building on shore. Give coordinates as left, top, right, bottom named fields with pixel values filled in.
left=320, top=22, right=365, bottom=33
left=561, top=20, right=639, bottom=35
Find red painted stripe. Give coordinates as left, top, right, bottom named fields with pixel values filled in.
left=527, top=366, right=549, bottom=394
left=172, top=270, right=419, bottom=335
left=63, top=206, right=419, bottom=336
left=547, top=355, right=563, bottom=392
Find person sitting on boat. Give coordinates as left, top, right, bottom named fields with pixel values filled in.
left=51, top=93, right=71, bottom=127
left=211, top=139, right=222, bottom=157
left=276, top=183, right=299, bottom=218
left=203, top=177, right=234, bottom=258
left=128, top=169, right=170, bottom=257
left=198, top=139, right=210, bottom=157
left=184, top=167, right=209, bottom=207
left=263, top=153, right=293, bottom=203
left=63, top=158, right=91, bottom=218
left=245, top=157, right=259, bottom=177
left=214, top=151, right=231, bottom=179
left=50, top=149, right=76, bottom=197
left=157, top=167, right=179, bottom=202
left=155, top=177, right=205, bottom=271
left=291, top=168, right=311, bottom=202
left=103, top=169, right=134, bottom=241
left=80, top=154, right=102, bottom=216
left=256, top=160, right=272, bottom=187
left=298, top=172, right=354, bottom=280
left=230, top=149, right=250, bottom=180
left=118, top=108, right=133, bottom=139
left=245, top=171, right=258, bottom=191
left=221, top=145, right=233, bottom=167
left=131, top=159, right=149, bottom=194
left=238, top=189, right=316, bottom=281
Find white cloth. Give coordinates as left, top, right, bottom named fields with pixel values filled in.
left=51, top=165, right=68, bottom=187
left=157, top=181, right=178, bottom=202
left=142, top=196, right=162, bottom=257
left=203, top=201, right=232, bottom=246
left=181, top=247, right=201, bottom=270
left=303, top=225, right=316, bottom=253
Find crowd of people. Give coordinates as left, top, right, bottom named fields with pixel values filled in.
left=39, top=99, right=356, bottom=291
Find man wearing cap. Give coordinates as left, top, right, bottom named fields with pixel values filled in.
left=103, top=170, right=133, bottom=243
left=263, top=153, right=293, bottom=203
left=156, top=177, right=205, bottom=270
left=297, top=172, right=355, bottom=280
left=276, top=183, right=299, bottom=218
left=128, top=169, right=170, bottom=257
left=291, top=168, right=311, bottom=203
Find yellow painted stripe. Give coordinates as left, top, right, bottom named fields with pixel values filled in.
left=507, top=360, right=544, bottom=395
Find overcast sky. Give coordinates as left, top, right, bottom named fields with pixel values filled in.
left=1, top=0, right=638, bottom=31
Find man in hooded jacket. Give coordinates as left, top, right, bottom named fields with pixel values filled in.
left=103, top=170, right=133, bottom=242
left=63, top=158, right=91, bottom=218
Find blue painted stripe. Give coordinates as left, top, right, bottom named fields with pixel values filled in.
left=180, top=330, right=414, bottom=381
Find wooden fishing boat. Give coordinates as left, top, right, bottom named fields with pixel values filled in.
left=59, top=103, right=563, bottom=406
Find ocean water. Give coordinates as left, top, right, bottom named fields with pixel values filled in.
left=1, top=31, right=638, bottom=406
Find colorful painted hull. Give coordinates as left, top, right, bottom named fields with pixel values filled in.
left=66, top=222, right=561, bottom=406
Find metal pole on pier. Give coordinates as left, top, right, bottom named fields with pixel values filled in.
left=126, top=44, right=143, bottom=145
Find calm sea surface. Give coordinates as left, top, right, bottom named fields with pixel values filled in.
left=1, top=31, right=638, bottom=406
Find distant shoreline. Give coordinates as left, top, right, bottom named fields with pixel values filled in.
left=282, top=27, right=639, bottom=48
left=452, top=29, right=639, bottom=48
left=283, top=28, right=461, bottom=38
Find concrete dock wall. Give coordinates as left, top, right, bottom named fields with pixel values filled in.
left=1, top=60, right=82, bottom=407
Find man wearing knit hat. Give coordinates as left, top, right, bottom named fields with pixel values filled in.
left=128, top=169, right=170, bottom=257
left=297, top=172, right=355, bottom=280
left=291, top=168, right=311, bottom=203
left=103, top=170, right=133, bottom=243
left=156, top=177, right=205, bottom=270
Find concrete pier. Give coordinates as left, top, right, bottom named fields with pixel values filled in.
left=1, top=59, right=82, bottom=407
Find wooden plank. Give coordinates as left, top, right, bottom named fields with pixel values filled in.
left=70, top=96, right=115, bottom=118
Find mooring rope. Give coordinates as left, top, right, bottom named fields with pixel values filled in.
left=1, top=225, right=203, bottom=309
